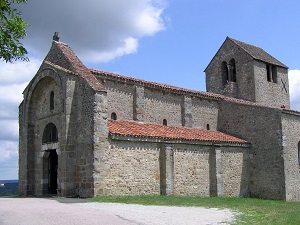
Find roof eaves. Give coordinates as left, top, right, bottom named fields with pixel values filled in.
left=110, top=132, right=250, bottom=146
left=108, top=120, right=248, bottom=144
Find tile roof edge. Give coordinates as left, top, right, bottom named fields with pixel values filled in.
left=54, top=42, right=106, bottom=92
left=110, top=133, right=250, bottom=147
left=282, top=108, right=300, bottom=115
left=108, top=119, right=249, bottom=144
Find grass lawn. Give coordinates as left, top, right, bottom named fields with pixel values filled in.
left=90, top=196, right=300, bottom=224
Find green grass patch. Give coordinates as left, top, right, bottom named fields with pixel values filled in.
left=90, top=196, right=300, bottom=224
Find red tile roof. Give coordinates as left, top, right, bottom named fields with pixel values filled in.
left=50, top=41, right=105, bottom=92
left=108, top=120, right=248, bottom=144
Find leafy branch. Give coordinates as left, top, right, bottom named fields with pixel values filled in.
left=0, top=0, right=29, bottom=62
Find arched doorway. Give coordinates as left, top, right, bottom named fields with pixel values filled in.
left=42, top=123, right=59, bottom=194
left=48, top=150, right=58, bottom=194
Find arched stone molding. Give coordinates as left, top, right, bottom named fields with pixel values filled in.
left=21, top=67, right=64, bottom=196
left=23, top=67, right=64, bottom=115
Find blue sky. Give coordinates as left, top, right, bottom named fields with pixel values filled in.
left=1, top=0, right=300, bottom=179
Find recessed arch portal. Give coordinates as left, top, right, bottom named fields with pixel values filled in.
left=42, top=123, right=59, bottom=194
left=42, top=123, right=58, bottom=144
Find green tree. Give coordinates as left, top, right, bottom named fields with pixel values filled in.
left=0, top=0, right=29, bottom=62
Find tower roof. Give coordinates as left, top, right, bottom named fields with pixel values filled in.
left=205, top=37, right=288, bottom=72
left=228, top=37, right=288, bottom=68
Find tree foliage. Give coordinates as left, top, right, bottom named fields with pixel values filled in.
left=0, top=0, right=29, bottom=62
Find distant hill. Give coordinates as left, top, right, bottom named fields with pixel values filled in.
left=0, top=180, right=18, bottom=196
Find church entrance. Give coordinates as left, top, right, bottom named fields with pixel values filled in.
left=48, top=150, right=58, bottom=194
left=42, top=123, right=59, bottom=195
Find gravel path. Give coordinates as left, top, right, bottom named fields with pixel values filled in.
left=0, top=197, right=237, bottom=225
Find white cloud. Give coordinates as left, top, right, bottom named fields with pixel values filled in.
left=0, top=60, right=39, bottom=120
left=0, top=141, right=18, bottom=162
left=0, top=60, right=39, bottom=179
left=0, top=83, right=28, bottom=105
left=18, top=0, right=167, bottom=63
left=288, top=69, right=300, bottom=111
left=0, top=120, right=19, bottom=141
left=86, top=37, right=139, bottom=63
left=0, top=141, right=18, bottom=179
left=0, top=59, right=41, bottom=85
left=135, top=5, right=165, bottom=36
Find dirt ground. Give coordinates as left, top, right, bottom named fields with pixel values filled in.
left=0, top=197, right=237, bottom=225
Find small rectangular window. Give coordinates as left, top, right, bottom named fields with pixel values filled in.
left=272, top=66, right=277, bottom=83
left=50, top=91, right=54, bottom=110
left=266, top=65, right=271, bottom=82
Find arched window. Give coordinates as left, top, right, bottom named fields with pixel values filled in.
left=163, top=119, right=167, bottom=126
left=221, top=61, right=229, bottom=85
left=229, top=59, right=236, bottom=82
left=266, top=64, right=278, bottom=83
left=42, top=123, right=58, bottom=144
left=111, top=112, right=117, bottom=120
left=206, top=124, right=210, bottom=130
left=298, top=142, right=300, bottom=166
left=50, top=91, right=54, bottom=110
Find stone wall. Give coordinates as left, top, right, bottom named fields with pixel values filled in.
left=18, top=101, right=26, bottom=196
left=174, top=145, right=211, bottom=196
left=281, top=112, right=300, bottom=201
left=174, top=144, right=248, bottom=197
left=101, top=140, right=161, bottom=195
left=221, top=147, right=248, bottom=197
left=92, top=91, right=109, bottom=197
left=144, top=88, right=182, bottom=126
left=218, top=100, right=285, bottom=200
left=254, top=61, right=290, bottom=109
left=100, top=76, right=219, bottom=130
left=106, top=80, right=134, bottom=121
left=192, top=98, right=218, bottom=130
left=74, top=76, right=98, bottom=197
left=99, top=137, right=249, bottom=197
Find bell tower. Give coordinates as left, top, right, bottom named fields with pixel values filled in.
left=205, top=37, right=290, bottom=109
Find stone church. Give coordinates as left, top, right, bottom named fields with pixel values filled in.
left=19, top=33, right=300, bottom=201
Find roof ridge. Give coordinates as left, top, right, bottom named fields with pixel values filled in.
left=91, top=68, right=223, bottom=100
left=228, top=37, right=288, bottom=68
left=49, top=41, right=106, bottom=92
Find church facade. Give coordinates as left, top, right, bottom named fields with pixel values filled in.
left=19, top=35, right=300, bottom=201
